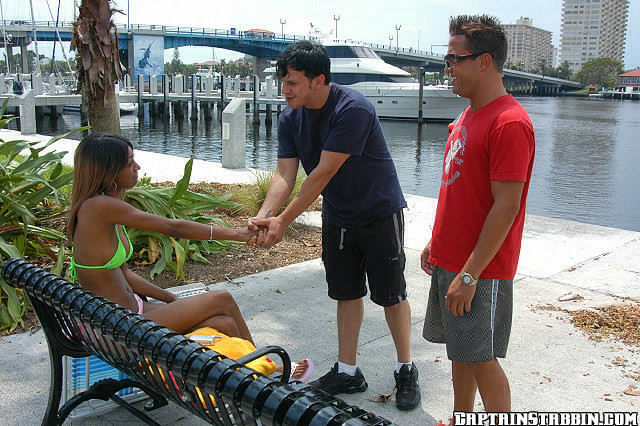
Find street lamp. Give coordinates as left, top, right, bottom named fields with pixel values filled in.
left=280, top=18, right=286, bottom=38
left=388, top=35, right=393, bottom=49
left=395, top=25, right=401, bottom=50
left=430, top=44, right=448, bottom=55
left=333, top=15, right=340, bottom=40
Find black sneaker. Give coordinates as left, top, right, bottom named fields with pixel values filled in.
left=308, top=362, right=368, bottom=395
left=394, top=363, right=421, bottom=410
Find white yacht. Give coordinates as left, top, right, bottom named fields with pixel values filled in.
left=267, top=40, right=468, bottom=120
left=323, top=41, right=468, bottom=120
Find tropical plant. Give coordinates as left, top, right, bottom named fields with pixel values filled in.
left=124, top=159, right=239, bottom=280
left=0, top=100, right=84, bottom=331
left=71, top=0, right=123, bottom=134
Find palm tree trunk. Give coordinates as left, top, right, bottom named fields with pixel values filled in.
left=71, top=0, right=123, bottom=135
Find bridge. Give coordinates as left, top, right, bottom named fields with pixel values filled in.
left=1, top=20, right=581, bottom=94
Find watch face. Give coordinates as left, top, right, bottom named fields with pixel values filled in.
left=462, top=275, right=471, bottom=284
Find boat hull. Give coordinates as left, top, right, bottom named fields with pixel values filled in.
left=348, top=83, right=469, bottom=120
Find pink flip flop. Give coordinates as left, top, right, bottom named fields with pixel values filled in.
left=289, top=359, right=314, bottom=383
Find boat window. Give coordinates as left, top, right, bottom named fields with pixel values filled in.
left=326, top=46, right=380, bottom=59
left=332, top=73, right=415, bottom=85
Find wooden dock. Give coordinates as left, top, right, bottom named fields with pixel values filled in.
left=0, top=72, right=286, bottom=134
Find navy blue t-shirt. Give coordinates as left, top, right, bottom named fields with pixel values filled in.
left=278, top=84, right=406, bottom=228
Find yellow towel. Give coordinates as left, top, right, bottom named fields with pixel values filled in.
left=186, top=327, right=276, bottom=376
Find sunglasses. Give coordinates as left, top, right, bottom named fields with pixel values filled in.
left=444, top=52, right=491, bottom=68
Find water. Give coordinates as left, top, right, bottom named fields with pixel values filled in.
left=23, top=96, right=640, bottom=232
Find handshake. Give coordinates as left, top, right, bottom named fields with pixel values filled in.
left=237, top=213, right=288, bottom=249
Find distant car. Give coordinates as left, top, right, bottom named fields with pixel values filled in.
left=244, top=29, right=275, bottom=38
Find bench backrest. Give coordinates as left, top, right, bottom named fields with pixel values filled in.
left=2, top=257, right=395, bottom=426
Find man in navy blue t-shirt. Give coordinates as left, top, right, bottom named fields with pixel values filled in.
left=250, top=41, right=420, bottom=411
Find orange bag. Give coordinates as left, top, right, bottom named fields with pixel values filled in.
left=186, top=327, right=276, bottom=376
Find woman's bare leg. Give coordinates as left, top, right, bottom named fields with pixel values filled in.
left=143, top=290, right=254, bottom=343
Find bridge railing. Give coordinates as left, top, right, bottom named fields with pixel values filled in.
left=365, top=43, right=444, bottom=58
left=3, top=20, right=327, bottom=44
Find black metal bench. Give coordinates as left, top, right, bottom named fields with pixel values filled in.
left=2, top=258, right=396, bottom=426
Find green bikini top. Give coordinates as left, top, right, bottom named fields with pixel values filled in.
left=70, top=225, right=133, bottom=281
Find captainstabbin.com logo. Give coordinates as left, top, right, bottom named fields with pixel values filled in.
left=453, top=412, right=639, bottom=426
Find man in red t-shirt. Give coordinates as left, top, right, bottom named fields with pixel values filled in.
left=421, top=15, right=535, bottom=420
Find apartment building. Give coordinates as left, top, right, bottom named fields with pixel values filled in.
left=503, top=17, right=556, bottom=71
left=560, top=0, right=629, bottom=72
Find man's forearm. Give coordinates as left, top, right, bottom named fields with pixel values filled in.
left=462, top=181, right=523, bottom=277
left=463, top=206, right=517, bottom=278
left=256, top=165, right=298, bottom=219
left=277, top=172, right=327, bottom=227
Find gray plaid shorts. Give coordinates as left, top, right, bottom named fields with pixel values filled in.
left=422, top=266, right=513, bottom=363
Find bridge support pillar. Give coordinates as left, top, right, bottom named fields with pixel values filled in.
left=20, top=44, right=29, bottom=73
left=222, top=98, right=246, bottom=169
left=252, top=57, right=271, bottom=80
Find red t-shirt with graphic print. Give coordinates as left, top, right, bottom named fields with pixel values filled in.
left=429, top=95, right=535, bottom=280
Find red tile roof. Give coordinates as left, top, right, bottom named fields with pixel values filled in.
left=620, top=69, right=640, bottom=77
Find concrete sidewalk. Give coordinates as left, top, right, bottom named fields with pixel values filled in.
left=1, top=130, right=639, bottom=425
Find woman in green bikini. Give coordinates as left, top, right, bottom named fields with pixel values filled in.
left=67, top=132, right=261, bottom=339
left=68, top=133, right=312, bottom=381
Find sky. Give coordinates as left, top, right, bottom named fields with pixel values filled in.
left=3, top=0, right=639, bottom=70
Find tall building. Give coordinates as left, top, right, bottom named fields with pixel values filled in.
left=559, top=0, right=629, bottom=72
left=503, top=17, right=556, bottom=72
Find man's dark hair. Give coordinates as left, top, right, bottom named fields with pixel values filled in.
left=276, top=41, right=331, bottom=84
left=449, top=15, right=508, bottom=72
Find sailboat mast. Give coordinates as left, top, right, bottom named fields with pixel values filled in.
left=29, top=0, right=42, bottom=74
left=0, top=0, right=10, bottom=73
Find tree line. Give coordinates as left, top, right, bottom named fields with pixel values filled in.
left=504, top=57, right=638, bottom=90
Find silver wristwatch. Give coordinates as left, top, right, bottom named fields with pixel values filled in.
left=460, top=270, right=478, bottom=286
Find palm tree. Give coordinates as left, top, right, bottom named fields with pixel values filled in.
left=556, top=61, right=574, bottom=80
left=536, top=57, right=548, bottom=76
left=70, top=0, right=123, bottom=134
